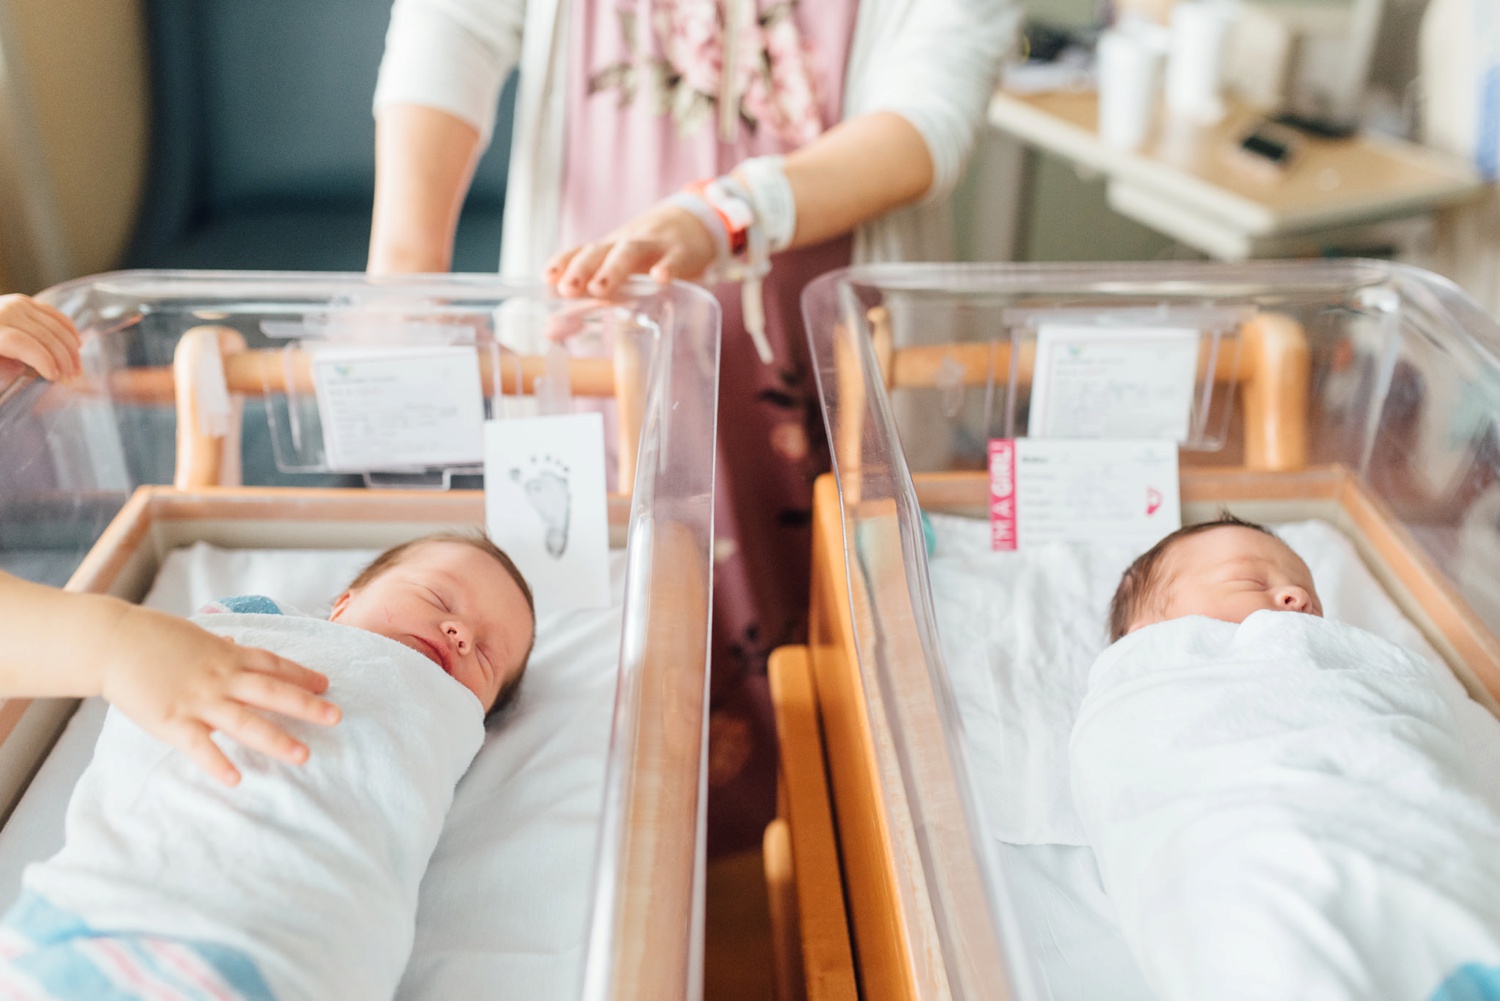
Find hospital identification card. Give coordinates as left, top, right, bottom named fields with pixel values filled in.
left=484, top=414, right=611, bottom=613
left=312, top=346, right=484, bottom=472
left=988, top=438, right=1180, bottom=550
left=1028, top=323, right=1200, bottom=441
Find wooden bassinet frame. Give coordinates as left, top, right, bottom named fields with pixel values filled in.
left=767, top=310, right=1500, bottom=1001
left=150, top=324, right=650, bottom=493
left=0, top=330, right=705, bottom=1001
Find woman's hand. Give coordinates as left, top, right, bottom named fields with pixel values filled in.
left=0, top=294, right=82, bottom=382
left=99, top=604, right=341, bottom=786
left=546, top=202, right=719, bottom=298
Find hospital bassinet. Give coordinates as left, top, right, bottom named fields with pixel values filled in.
left=0, top=270, right=720, bottom=1001
left=772, top=261, right=1500, bottom=1001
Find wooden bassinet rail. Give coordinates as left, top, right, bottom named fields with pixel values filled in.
left=835, top=308, right=1310, bottom=496
left=102, top=326, right=650, bottom=493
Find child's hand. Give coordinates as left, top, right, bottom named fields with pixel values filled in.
left=0, top=293, right=82, bottom=381
left=99, top=604, right=342, bottom=786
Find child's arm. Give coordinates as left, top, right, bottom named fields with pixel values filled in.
left=0, top=571, right=341, bottom=786
left=0, top=294, right=82, bottom=381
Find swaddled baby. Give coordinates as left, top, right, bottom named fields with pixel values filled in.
left=0, top=533, right=535, bottom=1001
left=1071, top=516, right=1500, bottom=1001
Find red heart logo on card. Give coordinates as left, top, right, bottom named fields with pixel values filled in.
left=1146, top=487, right=1163, bottom=515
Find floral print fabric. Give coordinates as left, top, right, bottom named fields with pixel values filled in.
left=561, top=0, right=858, bottom=856
left=588, top=0, right=825, bottom=145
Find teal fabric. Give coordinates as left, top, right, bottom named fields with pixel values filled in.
left=1431, top=964, right=1500, bottom=1001
left=127, top=0, right=514, bottom=272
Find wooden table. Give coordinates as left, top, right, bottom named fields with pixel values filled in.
left=987, top=88, right=1485, bottom=260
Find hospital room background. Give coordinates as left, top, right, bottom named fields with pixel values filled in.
left=1, top=1, right=1499, bottom=1000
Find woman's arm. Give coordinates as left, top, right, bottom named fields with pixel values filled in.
left=367, top=0, right=526, bottom=273
left=0, top=572, right=340, bottom=785
left=783, top=110, right=934, bottom=247
left=549, top=110, right=934, bottom=296
left=368, top=104, right=484, bottom=274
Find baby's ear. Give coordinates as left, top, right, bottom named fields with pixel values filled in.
left=329, top=590, right=353, bottom=620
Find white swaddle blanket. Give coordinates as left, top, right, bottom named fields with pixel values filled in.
left=1070, top=610, right=1500, bottom=1001
left=927, top=514, right=1444, bottom=846
left=20, top=610, right=485, bottom=1001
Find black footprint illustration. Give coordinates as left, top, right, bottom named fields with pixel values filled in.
left=511, top=454, right=571, bottom=557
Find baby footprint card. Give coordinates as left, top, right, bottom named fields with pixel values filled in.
left=484, top=413, right=611, bottom=612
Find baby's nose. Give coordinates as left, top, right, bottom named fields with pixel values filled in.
left=443, top=621, right=472, bottom=651
left=1277, top=586, right=1312, bottom=613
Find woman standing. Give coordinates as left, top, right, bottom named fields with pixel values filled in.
left=369, top=0, right=1016, bottom=855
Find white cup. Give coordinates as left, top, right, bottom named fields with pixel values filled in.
left=1097, top=27, right=1165, bottom=151
left=1165, top=1, right=1236, bottom=123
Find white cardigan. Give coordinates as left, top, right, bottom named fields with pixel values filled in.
left=374, top=0, right=1018, bottom=275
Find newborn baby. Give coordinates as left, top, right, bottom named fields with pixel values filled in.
left=1107, top=513, right=1322, bottom=641
left=0, top=533, right=535, bottom=1001
left=327, top=532, right=535, bottom=718
left=1072, top=516, right=1500, bottom=1001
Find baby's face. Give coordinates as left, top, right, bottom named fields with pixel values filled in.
left=1132, top=525, right=1323, bottom=634
left=329, top=541, right=534, bottom=710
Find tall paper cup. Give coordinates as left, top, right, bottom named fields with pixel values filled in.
left=1097, top=28, right=1165, bottom=150
left=1166, top=1, right=1235, bottom=123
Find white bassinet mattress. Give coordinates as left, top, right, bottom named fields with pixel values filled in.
left=922, top=514, right=1449, bottom=1001
left=0, top=541, right=626, bottom=1001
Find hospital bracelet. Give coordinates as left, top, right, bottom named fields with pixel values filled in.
left=688, top=177, right=755, bottom=259
left=665, top=175, right=775, bottom=364
left=733, top=155, right=796, bottom=255
left=663, top=190, right=732, bottom=264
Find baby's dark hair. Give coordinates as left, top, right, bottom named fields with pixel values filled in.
left=1107, top=514, right=1277, bottom=643
left=346, top=531, right=535, bottom=718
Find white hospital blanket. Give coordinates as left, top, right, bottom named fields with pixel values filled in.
left=1070, top=611, right=1500, bottom=1001
left=22, top=612, right=485, bottom=1001
left=926, top=514, right=1442, bottom=845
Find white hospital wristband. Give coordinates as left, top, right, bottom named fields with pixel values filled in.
left=664, top=191, right=732, bottom=264
left=734, top=155, right=797, bottom=254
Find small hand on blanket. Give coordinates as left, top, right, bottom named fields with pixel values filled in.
left=0, top=571, right=342, bottom=788
left=98, top=602, right=342, bottom=786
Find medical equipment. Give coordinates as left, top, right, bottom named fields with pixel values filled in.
left=776, top=260, right=1500, bottom=1000
left=0, top=270, right=721, bottom=1001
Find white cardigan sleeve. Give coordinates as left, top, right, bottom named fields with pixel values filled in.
left=845, top=0, right=1019, bottom=200
left=372, top=0, right=527, bottom=148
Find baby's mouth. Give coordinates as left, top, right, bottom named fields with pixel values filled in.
left=409, top=636, right=452, bottom=675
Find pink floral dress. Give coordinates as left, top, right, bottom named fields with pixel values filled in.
left=560, top=0, right=858, bottom=856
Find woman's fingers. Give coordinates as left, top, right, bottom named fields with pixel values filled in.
left=556, top=242, right=615, bottom=297
left=544, top=247, right=580, bottom=283
left=587, top=241, right=664, bottom=297
left=230, top=670, right=340, bottom=726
